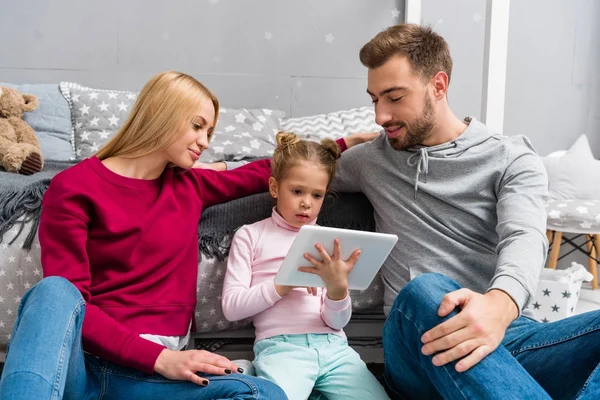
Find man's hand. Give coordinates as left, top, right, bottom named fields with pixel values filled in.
left=343, top=131, right=380, bottom=149
left=420, top=289, right=518, bottom=373
left=154, top=349, right=242, bottom=386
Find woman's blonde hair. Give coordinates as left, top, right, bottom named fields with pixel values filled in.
left=271, top=131, right=341, bottom=189
left=96, top=71, right=219, bottom=160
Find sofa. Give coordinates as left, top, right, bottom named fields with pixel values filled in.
left=0, top=81, right=386, bottom=363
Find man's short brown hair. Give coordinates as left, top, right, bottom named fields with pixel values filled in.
left=359, top=24, right=453, bottom=84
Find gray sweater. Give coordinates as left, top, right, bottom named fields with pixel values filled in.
left=332, top=118, right=549, bottom=317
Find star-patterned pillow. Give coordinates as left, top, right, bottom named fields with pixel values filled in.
left=199, top=107, right=286, bottom=163
left=60, top=82, right=137, bottom=159
left=546, top=199, right=600, bottom=233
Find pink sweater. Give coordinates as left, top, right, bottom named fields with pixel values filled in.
left=222, top=209, right=352, bottom=342
left=39, top=156, right=271, bottom=374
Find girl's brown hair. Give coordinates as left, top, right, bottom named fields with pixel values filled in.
left=271, top=131, right=341, bottom=188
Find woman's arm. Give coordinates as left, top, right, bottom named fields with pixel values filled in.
left=39, top=183, right=166, bottom=374
left=221, top=227, right=283, bottom=321
left=193, top=159, right=271, bottom=209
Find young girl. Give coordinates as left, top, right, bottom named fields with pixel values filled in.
left=222, top=132, right=389, bottom=400
left=0, top=71, right=286, bottom=400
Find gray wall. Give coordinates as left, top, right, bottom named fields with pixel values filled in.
left=0, top=0, right=404, bottom=117
left=421, top=0, right=600, bottom=157
left=2, top=0, right=598, bottom=153
left=504, top=0, right=600, bottom=157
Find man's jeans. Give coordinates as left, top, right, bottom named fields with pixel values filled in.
left=0, top=276, right=287, bottom=400
left=383, top=273, right=600, bottom=399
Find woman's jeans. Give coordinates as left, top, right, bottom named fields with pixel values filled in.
left=0, top=276, right=287, bottom=400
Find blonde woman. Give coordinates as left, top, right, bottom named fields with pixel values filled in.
left=0, top=71, right=287, bottom=400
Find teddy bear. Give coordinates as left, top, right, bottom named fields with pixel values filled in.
left=0, top=86, right=43, bottom=175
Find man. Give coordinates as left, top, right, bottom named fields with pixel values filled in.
left=332, top=24, right=600, bottom=399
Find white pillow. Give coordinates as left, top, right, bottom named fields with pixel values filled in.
left=282, top=106, right=381, bottom=141
left=547, top=134, right=600, bottom=200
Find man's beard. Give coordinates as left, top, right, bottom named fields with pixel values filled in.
left=386, top=94, right=436, bottom=151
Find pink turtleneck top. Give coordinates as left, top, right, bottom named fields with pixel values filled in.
left=221, top=209, right=352, bottom=342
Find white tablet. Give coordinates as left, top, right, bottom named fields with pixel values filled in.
left=274, top=225, right=398, bottom=290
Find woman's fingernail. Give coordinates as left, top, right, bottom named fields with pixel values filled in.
left=225, top=369, right=232, bottom=374
left=202, top=380, right=209, bottom=385
left=237, top=367, right=244, bottom=373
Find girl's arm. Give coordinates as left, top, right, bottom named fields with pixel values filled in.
left=320, top=291, right=352, bottom=330
left=193, top=158, right=271, bottom=209
left=221, top=226, right=283, bottom=321
left=40, top=180, right=165, bottom=375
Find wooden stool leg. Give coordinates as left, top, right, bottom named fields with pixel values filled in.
left=546, top=230, right=552, bottom=243
left=588, top=234, right=600, bottom=290
left=547, top=230, right=562, bottom=269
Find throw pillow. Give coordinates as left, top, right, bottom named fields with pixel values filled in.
left=60, top=82, right=137, bottom=159
left=282, top=106, right=381, bottom=141
left=198, top=107, right=285, bottom=163
left=548, top=134, right=600, bottom=200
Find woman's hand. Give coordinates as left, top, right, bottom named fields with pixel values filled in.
left=274, top=284, right=318, bottom=297
left=298, top=239, right=360, bottom=300
left=154, top=348, right=242, bottom=386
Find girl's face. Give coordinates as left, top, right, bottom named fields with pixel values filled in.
left=163, top=97, right=215, bottom=169
left=269, top=160, right=329, bottom=228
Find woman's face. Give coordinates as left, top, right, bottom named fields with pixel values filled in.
left=164, top=97, right=215, bottom=169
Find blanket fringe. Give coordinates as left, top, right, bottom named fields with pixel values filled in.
left=0, top=184, right=47, bottom=250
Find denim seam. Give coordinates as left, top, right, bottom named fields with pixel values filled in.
left=398, top=307, right=469, bottom=400
left=575, top=361, right=600, bottom=400
left=509, top=324, right=600, bottom=355
left=52, top=299, right=85, bottom=400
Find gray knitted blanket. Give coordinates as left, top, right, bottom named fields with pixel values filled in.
left=198, top=191, right=375, bottom=260
left=0, top=160, right=77, bottom=249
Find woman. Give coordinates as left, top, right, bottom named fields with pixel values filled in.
left=0, top=71, right=286, bottom=400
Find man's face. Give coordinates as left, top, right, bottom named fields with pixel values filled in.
left=367, top=55, right=436, bottom=151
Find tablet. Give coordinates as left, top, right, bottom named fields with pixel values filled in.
left=274, top=225, right=398, bottom=290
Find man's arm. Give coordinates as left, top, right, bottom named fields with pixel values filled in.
left=420, top=139, right=549, bottom=372
left=490, top=148, right=549, bottom=311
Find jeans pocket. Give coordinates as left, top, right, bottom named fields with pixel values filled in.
left=253, top=337, right=283, bottom=360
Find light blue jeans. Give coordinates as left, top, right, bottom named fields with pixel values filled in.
left=253, top=333, right=389, bottom=400
left=383, top=273, right=600, bottom=399
left=0, top=277, right=287, bottom=400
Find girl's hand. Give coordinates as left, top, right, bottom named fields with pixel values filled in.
left=154, top=349, right=242, bottom=386
left=275, top=284, right=318, bottom=297
left=298, top=239, right=360, bottom=300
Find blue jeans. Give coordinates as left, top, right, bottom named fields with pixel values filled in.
left=0, top=277, right=287, bottom=400
left=383, top=273, right=600, bottom=400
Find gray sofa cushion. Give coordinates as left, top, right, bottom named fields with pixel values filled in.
left=1, top=83, right=74, bottom=161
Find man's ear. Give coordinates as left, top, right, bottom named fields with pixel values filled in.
left=431, top=71, right=449, bottom=100
left=268, top=177, right=278, bottom=198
